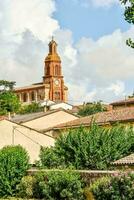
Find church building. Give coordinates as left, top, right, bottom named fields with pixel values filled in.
left=15, top=38, right=68, bottom=104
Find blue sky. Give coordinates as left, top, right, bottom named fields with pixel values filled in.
left=0, top=0, right=133, bottom=103
left=54, top=0, right=129, bottom=41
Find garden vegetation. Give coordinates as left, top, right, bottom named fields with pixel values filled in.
left=39, top=124, right=134, bottom=170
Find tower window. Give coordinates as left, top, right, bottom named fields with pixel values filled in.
left=46, top=65, right=50, bottom=75
left=55, top=65, right=60, bottom=76
left=54, top=91, right=60, bottom=101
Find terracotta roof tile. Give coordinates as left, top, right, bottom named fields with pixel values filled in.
left=11, top=108, right=78, bottom=124
left=54, top=107, right=134, bottom=129
left=110, top=97, right=134, bottom=106
left=0, top=116, right=7, bottom=121
left=113, top=154, right=134, bottom=165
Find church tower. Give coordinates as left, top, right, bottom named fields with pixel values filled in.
left=43, top=38, right=68, bottom=102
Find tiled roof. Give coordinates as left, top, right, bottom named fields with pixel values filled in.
left=110, top=98, right=134, bottom=106
left=14, top=82, right=45, bottom=91
left=113, top=154, right=134, bottom=165
left=0, top=116, right=7, bottom=121
left=54, top=107, right=134, bottom=129
left=11, top=108, right=78, bottom=124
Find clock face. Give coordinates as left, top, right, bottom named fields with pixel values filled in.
left=54, top=79, right=60, bottom=86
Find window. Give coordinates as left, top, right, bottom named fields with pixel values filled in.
left=46, top=65, right=50, bottom=75
left=23, top=93, right=27, bottom=102
left=54, top=91, right=60, bottom=101
left=31, top=91, right=35, bottom=101
left=55, top=65, right=60, bottom=76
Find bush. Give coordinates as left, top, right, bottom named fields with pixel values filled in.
left=39, top=124, right=134, bottom=170
left=39, top=146, right=65, bottom=169
left=18, top=102, right=43, bottom=114
left=34, top=170, right=85, bottom=200
left=78, top=101, right=106, bottom=116
left=0, top=145, right=29, bottom=197
left=17, top=176, right=36, bottom=198
left=90, top=174, right=134, bottom=200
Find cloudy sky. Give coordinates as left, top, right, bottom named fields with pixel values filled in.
left=0, top=0, right=134, bottom=104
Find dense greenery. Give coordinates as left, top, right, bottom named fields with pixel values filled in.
left=0, top=145, right=29, bottom=197
left=78, top=101, right=106, bottom=116
left=17, top=171, right=85, bottom=200
left=39, top=124, right=134, bottom=170
left=120, top=0, right=134, bottom=48
left=39, top=146, right=65, bottom=169
left=18, top=102, right=43, bottom=114
left=90, top=173, right=134, bottom=200
left=17, top=176, right=36, bottom=199
left=0, top=91, right=20, bottom=115
left=0, top=80, right=20, bottom=115
left=0, top=80, right=16, bottom=91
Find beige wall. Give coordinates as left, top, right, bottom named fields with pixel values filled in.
left=23, top=110, right=78, bottom=131
left=0, top=120, right=55, bottom=163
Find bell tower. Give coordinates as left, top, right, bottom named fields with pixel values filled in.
left=43, top=37, right=68, bottom=102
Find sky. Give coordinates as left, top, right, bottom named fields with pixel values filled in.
left=0, top=0, right=134, bottom=104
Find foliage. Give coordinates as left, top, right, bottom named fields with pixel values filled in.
left=78, top=101, right=106, bottom=116
left=17, top=176, right=36, bottom=199
left=90, top=173, right=134, bottom=200
left=33, top=171, right=85, bottom=200
left=0, top=145, right=29, bottom=197
left=18, top=102, right=43, bottom=114
left=120, top=0, right=134, bottom=48
left=0, top=80, right=16, bottom=91
left=0, top=91, right=20, bottom=115
left=39, top=124, right=134, bottom=170
left=39, top=146, right=65, bottom=169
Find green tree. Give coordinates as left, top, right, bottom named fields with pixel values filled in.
left=78, top=101, right=106, bottom=116
left=0, top=80, right=20, bottom=115
left=18, top=102, right=43, bottom=114
left=39, top=124, right=134, bottom=170
left=33, top=171, right=85, bottom=200
left=0, top=80, right=16, bottom=91
left=0, top=91, right=20, bottom=115
left=0, top=145, right=29, bottom=197
left=90, top=174, right=134, bottom=200
left=120, top=0, right=134, bottom=48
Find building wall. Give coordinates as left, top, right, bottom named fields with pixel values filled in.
left=23, top=110, right=78, bottom=131
left=0, top=120, right=55, bottom=163
left=50, top=103, right=73, bottom=110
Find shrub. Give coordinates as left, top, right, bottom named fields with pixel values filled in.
left=90, top=174, right=134, bottom=200
left=39, top=146, right=65, bottom=169
left=78, top=101, right=106, bottom=116
left=39, top=124, right=134, bottom=170
left=18, top=102, right=43, bottom=114
left=0, top=145, right=29, bottom=197
left=34, top=170, right=86, bottom=200
left=17, top=176, right=36, bottom=198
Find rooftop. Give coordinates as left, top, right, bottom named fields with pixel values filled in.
left=110, top=97, right=134, bottom=106
left=54, top=107, right=134, bottom=129
left=11, top=108, right=78, bottom=124
left=14, top=82, right=45, bottom=91
left=0, top=116, right=7, bottom=121
left=113, top=154, right=134, bottom=165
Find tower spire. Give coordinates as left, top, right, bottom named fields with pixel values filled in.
left=52, top=36, right=54, bottom=41
left=45, top=38, right=61, bottom=62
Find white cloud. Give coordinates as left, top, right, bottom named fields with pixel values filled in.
left=8, top=0, right=59, bottom=41
left=107, top=81, right=125, bottom=96
left=0, top=0, right=133, bottom=104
